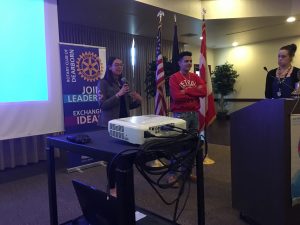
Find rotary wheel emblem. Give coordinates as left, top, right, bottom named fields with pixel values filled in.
left=76, top=51, right=103, bottom=82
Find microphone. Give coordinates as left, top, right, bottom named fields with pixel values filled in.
left=264, top=67, right=295, bottom=98
left=121, top=77, right=128, bottom=85
left=120, top=77, right=130, bottom=95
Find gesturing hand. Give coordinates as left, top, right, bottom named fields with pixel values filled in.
left=130, top=91, right=142, bottom=103
left=116, top=84, right=130, bottom=97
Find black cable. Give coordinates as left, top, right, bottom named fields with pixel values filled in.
left=174, top=177, right=191, bottom=222
left=107, top=126, right=203, bottom=223
left=135, top=130, right=202, bottom=223
left=267, top=73, right=295, bottom=91
left=161, top=124, right=198, bottom=136
left=136, top=142, right=197, bottom=190
left=171, top=157, right=194, bottom=222
left=164, top=124, right=208, bottom=162
left=106, top=148, right=139, bottom=198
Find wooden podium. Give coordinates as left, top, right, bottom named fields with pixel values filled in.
left=230, top=99, right=300, bottom=225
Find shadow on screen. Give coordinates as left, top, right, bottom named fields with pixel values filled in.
left=72, top=180, right=120, bottom=225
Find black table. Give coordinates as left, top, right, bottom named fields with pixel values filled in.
left=46, top=129, right=205, bottom=225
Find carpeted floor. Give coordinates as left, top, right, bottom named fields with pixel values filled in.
left=0, top=145, right=246, bottom=225
left=0, top=120, right=248, bottom=225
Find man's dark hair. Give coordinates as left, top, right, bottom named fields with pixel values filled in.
left=178, top=51, right=192, bottom=61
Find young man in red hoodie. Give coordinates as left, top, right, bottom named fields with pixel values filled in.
left=168, top=51, right=207, bottom=184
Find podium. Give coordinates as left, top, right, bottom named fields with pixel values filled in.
left=230, top=99, right=300, bottom=225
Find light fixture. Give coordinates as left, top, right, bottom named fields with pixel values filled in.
left=232, top=41, right=239, bottom=47
left=286, top=16, right=296, bottom=23
left=200, top=36, right=203, bottom=40
left=131, top=38, right=135, bottom=67
left=131, top=38, right=136, bottom=86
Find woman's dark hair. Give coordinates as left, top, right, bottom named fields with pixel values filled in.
left=280, top=44, right=297, bottom=58
left=102, top=56, right=122, bottom=85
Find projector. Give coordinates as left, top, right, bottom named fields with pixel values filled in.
left=108, top=115, right=186, bottom=144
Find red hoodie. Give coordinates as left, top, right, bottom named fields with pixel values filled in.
left=169, top=71, right=207, bottom=112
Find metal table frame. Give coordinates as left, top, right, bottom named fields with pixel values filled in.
left=46, top=130, right=205, bottom=225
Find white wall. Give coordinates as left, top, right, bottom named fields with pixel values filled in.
left=183, top=44, right=215, bottom=73
left=183, top=37, right=300, bottom=113
left=214, top=37, right=300, bottom=99
left=186, top=37, right=300, bottom=98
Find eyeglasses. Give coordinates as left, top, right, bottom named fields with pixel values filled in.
left=113, top=63, right=124, bottom=67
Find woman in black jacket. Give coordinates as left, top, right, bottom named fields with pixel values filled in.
left=97, top=57, right=142, bottom=197
left=97, top=57, right=142, bottom=127
left=265, top=44, right=300, bottom=98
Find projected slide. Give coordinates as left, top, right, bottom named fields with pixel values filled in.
left=0, top=0, right=64, bottom=140
left=0, top=0, right=47, bottom=102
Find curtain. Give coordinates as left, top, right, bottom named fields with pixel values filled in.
left=0, top=22, right=183, bottom=170
left=59, top=22, right=184, bottom=115
left=0, top=135, right=46, bottom=170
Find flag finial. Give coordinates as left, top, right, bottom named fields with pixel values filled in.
left=157, top=10, right=164, bottom=23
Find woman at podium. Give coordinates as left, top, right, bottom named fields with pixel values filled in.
left=265, top=43, right=300, bottom=98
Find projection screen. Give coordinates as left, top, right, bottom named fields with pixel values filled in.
left=0, top=0, right=64, bottom=140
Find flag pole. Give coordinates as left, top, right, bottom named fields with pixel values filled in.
left=154, top=10, right=167, bottom=116
left=158, top=10, right=164, bottom=25
left=172, top=14, right=180, bottom=74
left=201, top=8, right=215, bottom=165
left=152, top=10, right=166, bottom=168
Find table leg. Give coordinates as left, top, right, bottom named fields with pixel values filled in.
left=116, top=157, right=136, bottom=225
left=196, top=146, right=205, bottom=225
left=47, top=146, right=58, bottom=225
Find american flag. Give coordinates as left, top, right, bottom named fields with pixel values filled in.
left=155, top=23, right=167, bottom=116
left=199, top=20, right=216, bottom=130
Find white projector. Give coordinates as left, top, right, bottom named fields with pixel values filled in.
left=108, top=115, right=186, bottom=144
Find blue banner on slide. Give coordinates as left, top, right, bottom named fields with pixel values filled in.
left=59, top=43, right=106, bottom=168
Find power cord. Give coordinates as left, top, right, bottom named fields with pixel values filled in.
left=162, top=124, right=207, bottom=163
left=135, top=129, right=202, bottom=223
left=106, top=126, right=204, bottom=223
left=106, top=148, right=139, bottom=199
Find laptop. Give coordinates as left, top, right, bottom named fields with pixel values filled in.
left=72, top=180, right=119, bottom=225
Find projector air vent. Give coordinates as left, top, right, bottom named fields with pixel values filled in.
left=109, top=124, right=127, bottom=141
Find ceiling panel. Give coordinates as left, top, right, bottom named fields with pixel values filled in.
left=58, top=0, right=300, bottom=48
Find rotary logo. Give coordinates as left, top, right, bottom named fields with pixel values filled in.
left=76, top=51, right=103, bottom=82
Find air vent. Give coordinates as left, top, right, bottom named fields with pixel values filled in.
left=109, top=124, right=127, bottom=141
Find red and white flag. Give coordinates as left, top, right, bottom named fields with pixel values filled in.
left=199, top=20, right=216, bottom=130
left=155, top=22, right=168, bottom=116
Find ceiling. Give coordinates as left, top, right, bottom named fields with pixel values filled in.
left=58, top=0, right=300, bottom=49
